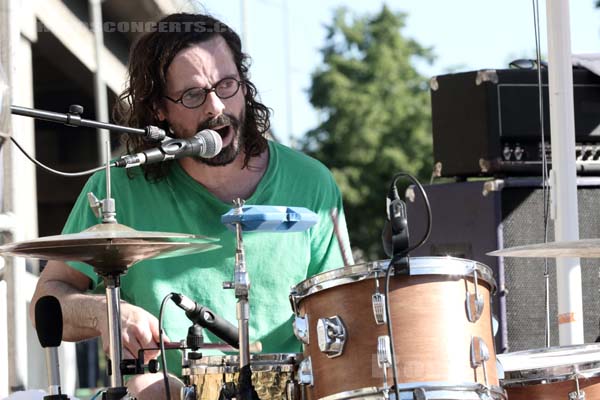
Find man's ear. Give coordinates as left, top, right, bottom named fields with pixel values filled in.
left=154, top=103, right=167, bottom=122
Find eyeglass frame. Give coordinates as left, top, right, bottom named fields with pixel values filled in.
left=164, top=76, right=244, bottom=109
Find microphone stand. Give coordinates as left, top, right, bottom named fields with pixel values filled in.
left=10, top=104, right=166, bottom=141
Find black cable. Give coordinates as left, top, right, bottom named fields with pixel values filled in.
left=10, top=136, right=114, bottom=177
left=384, top=172, right=432, bottom=399
left=384, top=259, right=401, bottom=400
left=159, top=293, right=174, bottom=400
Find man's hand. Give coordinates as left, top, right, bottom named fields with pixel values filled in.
left=30, top=260, right=169, bottom=366
left=98, top=302, right=166, bottom=363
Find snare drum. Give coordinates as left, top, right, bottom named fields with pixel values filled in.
left=290, top=257, right=506, bottom=400
left=498, top=344, right=600, bottom=399
left=181, top=353, right=301, bottom=400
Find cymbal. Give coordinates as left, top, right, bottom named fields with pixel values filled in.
left=488, top=239, right=600, bottom=258
left=0, top=223, right=220, bottom=273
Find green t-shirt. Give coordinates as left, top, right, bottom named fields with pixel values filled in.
left=63, top=140, right=352, bottom=374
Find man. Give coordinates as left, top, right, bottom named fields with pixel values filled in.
left=30, top=12, right=352, bottom=399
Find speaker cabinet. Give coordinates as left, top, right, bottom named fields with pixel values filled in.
left=406, top=178, right=600, bottom=353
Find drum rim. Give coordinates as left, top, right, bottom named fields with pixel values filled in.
left=290, top=257, right=496, bottom=300
left=499, top=344, right=600, bottom=385
left=182, top=352, right=300, bottom=375
left=318, top=382, right=506, bottom=400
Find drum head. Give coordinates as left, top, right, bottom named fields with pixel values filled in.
left=290, top=257, right=496, bottom=300
left=499, top=344, right=600, bottom=385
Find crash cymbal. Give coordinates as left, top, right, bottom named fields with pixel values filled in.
left=488, top=239, right=600, bottom=258
left=0, top=223, right=220, bottom=273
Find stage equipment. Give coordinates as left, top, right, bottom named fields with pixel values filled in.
left=405, top=177, right=600, bottom=353
left=430, top=68, right=600, bottom=177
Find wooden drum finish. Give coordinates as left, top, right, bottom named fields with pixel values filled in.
left=499, top=344, right=600, bottom=400
left=290, top=257, right=504, bottom=400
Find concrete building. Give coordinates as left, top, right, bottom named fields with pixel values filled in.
left=0, top=0, right=192, bottom=396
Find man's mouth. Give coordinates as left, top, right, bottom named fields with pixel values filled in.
left=212, top=125, right=231, bottom=139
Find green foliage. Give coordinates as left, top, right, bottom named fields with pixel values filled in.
left=303, top=6, right=434, bottom=260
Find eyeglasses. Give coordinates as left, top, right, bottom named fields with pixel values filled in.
left=164, top=77, right=243, bottom=109
left=508, top=58, right=548, bottom=70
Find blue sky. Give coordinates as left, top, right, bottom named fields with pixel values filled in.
left=195, top=1, right=600, bottom=146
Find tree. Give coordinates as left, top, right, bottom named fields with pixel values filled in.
left=303, top=6, right=434, bottom=260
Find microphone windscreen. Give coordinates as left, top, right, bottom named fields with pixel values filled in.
left=34, top=295, right=63, bottom=348
left=197, top=129, right=222, bottom=157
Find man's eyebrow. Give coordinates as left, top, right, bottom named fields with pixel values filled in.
left=172, top=73, right=240, bottom=95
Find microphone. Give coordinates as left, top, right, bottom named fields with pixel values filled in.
left=381, top=182, right=409, bottom=257
left=172, top=293, right=239, bottom=348
left=34, top=296, right=69, bottom=400
left=114, top=129, right=222, bottom=168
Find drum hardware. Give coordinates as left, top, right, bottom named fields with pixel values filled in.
left=372, top=277, right=387, bottom=325
left=218, top=204, right=318, bottom=399
left=377, top=335, right=392, bottom=399
left=293, top=315, right=310, bottom=345
left=0, top=165, right=219, bottom=399
left=222, top=199, right=253, bottom=386
left=498, top=344, right=600, bottom=400
left=470, top=336, right=491, bottom=387
left=316, top=316, right=347, bottom=358
left=34, top=296, right=70, bottom=400
left=317, top=383, right=506, bottom=400
left=297, top=357, right=314, bottom=386
left=413, top=387, right=427, bottom=400
left=569, top=377, right=585, bottom=400
left=466, top=268, right=484, bottom=323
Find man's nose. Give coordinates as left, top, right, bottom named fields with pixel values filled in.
left=203, top=91, right=225, bottom=117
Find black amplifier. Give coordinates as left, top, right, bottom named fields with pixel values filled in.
left=430, top=68, right=600, bottom=177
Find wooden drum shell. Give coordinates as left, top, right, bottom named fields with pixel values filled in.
left=505, top=377, right=600, bottom=400
left=292, top=258, right=499, bottom=400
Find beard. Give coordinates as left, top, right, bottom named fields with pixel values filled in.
left=195, top=110, right=245, bottom=167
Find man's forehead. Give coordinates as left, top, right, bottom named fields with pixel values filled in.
left=167, top=36, right=238, bottom=88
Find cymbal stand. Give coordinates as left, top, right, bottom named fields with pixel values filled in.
left=87, top=143, right=129, bottom=399
left=223, top=198, right=251, bottom=371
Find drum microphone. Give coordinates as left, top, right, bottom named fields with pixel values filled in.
left=114, top=129, right=223, bottom=168
left=381, top=183, right=409, bottom=257
left=34, top=296, right=69, bottom=400
left=171, top=293, right=239, bottom=349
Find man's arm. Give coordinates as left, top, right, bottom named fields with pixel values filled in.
left=30, top=260, right=162, bottom=360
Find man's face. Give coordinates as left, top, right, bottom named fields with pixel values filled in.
left=158, top=36, right=246, bottom=166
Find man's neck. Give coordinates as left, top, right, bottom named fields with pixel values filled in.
left=177, top=147, right=269, bottom=203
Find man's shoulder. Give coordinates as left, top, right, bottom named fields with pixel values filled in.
left=270, top=141, right=334, bottom=181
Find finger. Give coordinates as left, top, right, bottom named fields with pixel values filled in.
left=122, top=348, right=135, bottom=361
left=122, top=328, right=145, bottom=360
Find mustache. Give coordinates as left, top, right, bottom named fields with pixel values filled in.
left=199, top=113, right=240, bottom=131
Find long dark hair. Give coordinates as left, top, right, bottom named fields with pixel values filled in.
left=114, top=13, right=270, bottom=181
